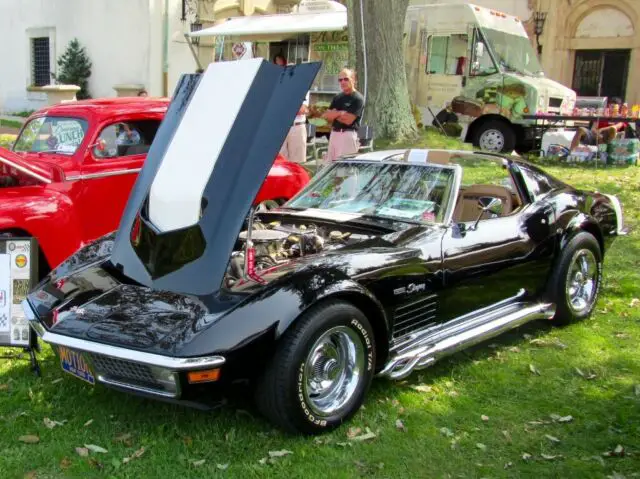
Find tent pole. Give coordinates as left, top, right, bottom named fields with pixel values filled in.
left=184, top=34, right=204, bottom=71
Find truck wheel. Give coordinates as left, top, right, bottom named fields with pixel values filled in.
left=547, top=232, right=602, bottom=325
left=472, top=120, right=516, bottom=153
left=255, top=300, right=376, bottom=434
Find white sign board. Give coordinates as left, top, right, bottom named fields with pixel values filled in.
left=0, top=240, right=34, bottom=347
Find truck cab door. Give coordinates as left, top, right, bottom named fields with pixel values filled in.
left=423, top=32, right=468, bottom=120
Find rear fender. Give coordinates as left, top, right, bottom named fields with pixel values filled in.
left=560, top=213, right=604, bottom=255
left=0, top=191, right=85, bottom=270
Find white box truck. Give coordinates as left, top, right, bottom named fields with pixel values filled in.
left=404, top=3, right=576, bottom=152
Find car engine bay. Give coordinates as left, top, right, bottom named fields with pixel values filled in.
left=225, top=216, right=377, bottom=287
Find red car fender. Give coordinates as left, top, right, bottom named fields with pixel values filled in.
left=0, top=188, right=85, bottom=270
left=254, top=154, right=310, bottom=204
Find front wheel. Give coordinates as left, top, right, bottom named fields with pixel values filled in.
left=472, top=120, right=516, bottom=153
left=255, top=300, right=376, bottom=434
left=548, top=232, right=602, bottom=324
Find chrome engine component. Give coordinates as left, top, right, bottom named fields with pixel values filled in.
left=224, top=220, right=375, bottom=286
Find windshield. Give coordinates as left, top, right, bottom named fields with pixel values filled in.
left=286, top=162, right=456, bottom=224
left=13, top=116, right=88, bottom=155
left=482, top=28, right=542, bottom=76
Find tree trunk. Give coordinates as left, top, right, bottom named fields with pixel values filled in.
left=347, top=0, right=417, bottom=142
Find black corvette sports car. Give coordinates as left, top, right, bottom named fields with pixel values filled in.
left=24, top=60, right=624, bottom=434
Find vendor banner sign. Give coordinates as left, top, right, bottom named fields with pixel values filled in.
left=0, top=238, right=38, bottom=348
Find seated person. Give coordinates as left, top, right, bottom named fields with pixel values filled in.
left=116, top=123, right=141, bottom=146
left=570, top=98, right=628, bottom=151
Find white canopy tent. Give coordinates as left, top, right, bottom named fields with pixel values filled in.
left=187, top=0, right=347, bottom=43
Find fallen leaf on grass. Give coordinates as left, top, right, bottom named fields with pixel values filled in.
left=476, top=443, right=487, bottom=451
left=43, top=417, right=66, bottom=429
left=23, top=471, right=37, bottom=479
left=545, top=435, right=561, bottom=443
left=629, top=298, right=639, bottom=308
left=314, top=436, right=331, bottom=445
left=349, top=427, right=377, bottom=442
left=541, top=454, right=564, bottom=460
left=60, top=457, right=72, bottom=469
left=440, top=427, right=455, bottom=437
left=504, top=462, right=513, bottom=469
left=530, top=338, right=568, bottom=349
left=347, top=427, right=362, bottom=438
left=0, top=384, right=8, bottom=391
left=529, top=364, right=541, bottom=375
left=522, top=453, right=532, bottom=460
left=75, top=447, right=89, bottom=457
left=88, top=458, right=103, bottom=470
left=190, top=459, right=206, bottom=467
left=268, top=450, right=293, bottom=458
left=603, top=445, right=625, bottom=457
left=481, top=415, right=489, bottom=422
left=575, top=367, right=597, bottom=380
left=411, top=384, right=433, bottom=393
left=83, top=419, right=94, bottom=427
left=502, top=430, right=512, bottom=442
left=395, top=419, right=407, bottom=432
left=123, top=447, right=146, bottom=464
left=509, top=347, right=521, bottom=353
left=217, top=464, right=229, bottom=470
left=84, top=444, right=108, bottom=453
left=114, top=433, right=133, bottom=446
left=18, top=435, right=39, bottom=444
left=550, top=414, right=574, bottom=423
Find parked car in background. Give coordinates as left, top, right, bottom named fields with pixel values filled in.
left=0, top=98, right=310, bottom=275
left=23, top=61, right=624, bottom=435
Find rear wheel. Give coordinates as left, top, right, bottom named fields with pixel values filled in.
left=472, top=120, right=516, bottom=153
left=548, top=232, right=602, bottom=324
left=255, top=300, right=376, bottom=434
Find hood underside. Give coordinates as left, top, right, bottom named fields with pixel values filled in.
left=109, top=58, right=321, bottom=296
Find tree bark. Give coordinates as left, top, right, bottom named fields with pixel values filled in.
left=347, top=0, right=417, bottom=141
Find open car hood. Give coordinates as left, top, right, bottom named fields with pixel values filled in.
left=109, top=58, right=321, bottom=296
left=0, top=146, right=61, bottom=184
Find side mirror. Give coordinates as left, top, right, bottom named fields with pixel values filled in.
left=471, top=196, right=503, bottom=230
left=93, top=139, right=106, bottom=151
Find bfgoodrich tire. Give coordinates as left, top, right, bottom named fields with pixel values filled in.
left=255, top=300, right=376, bottom=434
left=472, top=120, right=516, bottom=153
left=548, top=232, right=603, bottom=325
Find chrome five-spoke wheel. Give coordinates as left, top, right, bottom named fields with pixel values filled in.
left=565, top=248, right=598, bottom=313
left=303, top=326, right=365, bottom=417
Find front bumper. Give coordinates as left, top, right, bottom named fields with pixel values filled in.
left=23, top=299, right=226, bottom=399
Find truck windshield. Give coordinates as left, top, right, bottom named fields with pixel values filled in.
left=481, top=28, right=543, bottom=76
left=13, top=116, right=88, bottom=156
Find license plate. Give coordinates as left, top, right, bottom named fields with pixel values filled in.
left=58, top=346, right=95, bottom=385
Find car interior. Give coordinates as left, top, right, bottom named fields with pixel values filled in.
left=418, top=150, right=524, bottom=223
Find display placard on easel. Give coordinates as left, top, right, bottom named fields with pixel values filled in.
left=0, top=237, right=40, bottom=374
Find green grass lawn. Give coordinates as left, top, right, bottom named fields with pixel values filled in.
left=1, top=131, right=639, bottom=478
left=0, top=119, right=23, bottom=130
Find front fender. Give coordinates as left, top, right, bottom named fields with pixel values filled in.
left=0, top=189, right=84, bottom=269
left=177, top=270, right=388, bottom=363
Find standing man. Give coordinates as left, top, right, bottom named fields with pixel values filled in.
left=280, top=91, right=309, bottom=163
left=322, top=68, right=365, bottom=163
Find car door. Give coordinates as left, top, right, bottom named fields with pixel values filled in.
left=437, top=159, right=557, bottom=322
left=76, top=117, right=162, bottom=243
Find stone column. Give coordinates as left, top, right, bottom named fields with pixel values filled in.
left=40, top=85, right=81, bottom=105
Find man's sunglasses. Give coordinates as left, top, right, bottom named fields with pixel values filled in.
left=338, top=77, right=350, bottom=82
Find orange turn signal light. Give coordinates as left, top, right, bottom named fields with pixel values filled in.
left=187, top=368, right=221, bottom=384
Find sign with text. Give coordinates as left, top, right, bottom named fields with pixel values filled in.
left=0, top=239, right=38, bottom=348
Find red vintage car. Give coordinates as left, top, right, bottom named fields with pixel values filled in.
left=0, top=98, right=310, bottom=275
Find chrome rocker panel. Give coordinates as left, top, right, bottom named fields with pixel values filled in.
left=379, top=291, right=556, bottom=380
left=23, top=299, right=226, bottom=398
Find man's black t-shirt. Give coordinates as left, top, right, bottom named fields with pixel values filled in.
left=329, top=91, right=365, bottom=131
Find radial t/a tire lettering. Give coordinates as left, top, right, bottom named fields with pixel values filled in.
left=254, top=300, right=376, bottom=434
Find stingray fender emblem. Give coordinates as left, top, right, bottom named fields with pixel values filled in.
left=393, top=283, right=426, bottom=296
left=246, top=247, right=266, bottom=285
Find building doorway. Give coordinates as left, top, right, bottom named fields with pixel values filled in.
left=572, top=49, right=630, bottom=100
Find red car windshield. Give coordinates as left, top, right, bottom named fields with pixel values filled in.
left=13, top=116, right=88, bottom=156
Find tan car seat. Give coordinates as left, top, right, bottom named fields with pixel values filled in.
left=452, top=184, right=514, bottom=222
